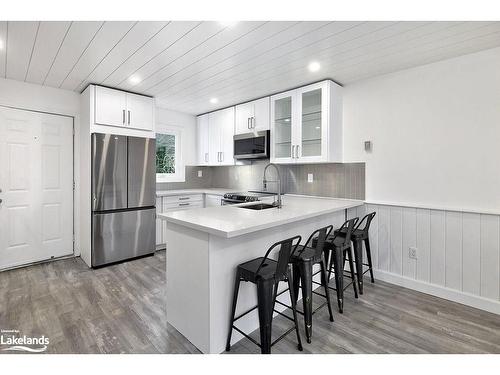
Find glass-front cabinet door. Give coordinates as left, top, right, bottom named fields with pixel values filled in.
left=270, top=91, right=295, bottom=163
left=296, top=81, right=328, bottom=162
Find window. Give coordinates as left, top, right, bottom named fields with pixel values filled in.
left=156, top=129, right=184, bottom=182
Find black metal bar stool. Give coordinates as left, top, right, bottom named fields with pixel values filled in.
left=279, top=225, right=335, bottom=344
left=334, top=212, right=376, bottom=294
left=313, top=217, right=359, bottom=313
left=225, top=235, right=303, bottom=354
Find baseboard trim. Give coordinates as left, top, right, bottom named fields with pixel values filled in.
left=373, top=269, right=500, bottom=315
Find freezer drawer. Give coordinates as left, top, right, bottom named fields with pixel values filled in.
left=92, top=133, right=128, bottom=211
left=128, top=136, right=156, bottom=208
left=92, top=208, right=155, bottom=267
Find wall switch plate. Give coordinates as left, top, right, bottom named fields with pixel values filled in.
left=307, top=173, right=313, bottom=183
left=197, top=170, right=203, bottom=178
left=409, top=247, right=418, bottom=259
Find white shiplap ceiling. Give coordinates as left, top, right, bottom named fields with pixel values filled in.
left=1, top=21, right=500, bottom=115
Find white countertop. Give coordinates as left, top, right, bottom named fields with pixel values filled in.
left=159, top=194, right=364, bottom=238
left=156, top=188, right=235, bottom=197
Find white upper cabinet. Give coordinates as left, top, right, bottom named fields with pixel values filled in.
left=197, top=114, right=210, bottom=166
left=270, top=80, right=342, bottom=164
left=196, top=107, right=235, bottom=166
left=95, top=86, right=127, bottom=127
left=94, top=85, right=154, bottom=132
left=235, top=97, right=270, bottom=135
left=126, top=92, right=154, bottom=131
left=208, top=107, right=235, bottom=166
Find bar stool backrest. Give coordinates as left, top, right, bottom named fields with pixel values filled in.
left=356, top=212, right=377, bottom=236
left=301, top=225, right=334, bottom=259
left=256, top=235, right=302, bottom=281
left=337, top=217, right=359, bottom=247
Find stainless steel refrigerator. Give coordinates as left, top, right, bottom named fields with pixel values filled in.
left=91, top=133, right=156, bottom=267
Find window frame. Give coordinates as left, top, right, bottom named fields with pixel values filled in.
left=155, top=126, right=185, bottom=183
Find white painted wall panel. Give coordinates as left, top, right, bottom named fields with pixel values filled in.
left=462, top=212, right=481, bottom=295
left=377, top=206, right=390, bottom=271
left=480, top=214, right=500, bottom=300
left=402, top=207, right=416, bottom=279
left=415, top=208, right=431, bottom=283
left=390, top=207, right=402, bottom=275
left=366, top=204, right=379, bottom=269
left=445, top=211, right=463, bottom=291
left=430, top=210, right=446, bottom=287
left=367, top=203, right=500, bottom=314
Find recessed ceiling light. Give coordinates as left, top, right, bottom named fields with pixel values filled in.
left=308, top=61, right=321, bottom=73
left=218, top=21, right=238, bottom=27
left=128, top=75, right=141, bottom=85
left=210, top=98, right=218, bottom=104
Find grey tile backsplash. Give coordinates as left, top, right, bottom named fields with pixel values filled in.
left=157, top=161, right=365, bottom=200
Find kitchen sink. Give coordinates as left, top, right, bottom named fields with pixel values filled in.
left=238, top=203, right=276, bottom=210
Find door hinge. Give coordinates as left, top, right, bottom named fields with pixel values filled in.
left=73, top=181, right=76, bottom=190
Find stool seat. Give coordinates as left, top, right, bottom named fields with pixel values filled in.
left=238, top=257, right=278, bottom=282
left=314, top=235, right=352, bottom=251
left=334, top=227, right=366, bottom=239
left=290, top=245, right=319, bottom=262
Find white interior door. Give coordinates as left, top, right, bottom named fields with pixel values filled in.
left=0, top=107, right=73, bottom=270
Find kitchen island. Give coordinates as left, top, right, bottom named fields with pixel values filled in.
left=159, top=194, right=364, bottom=353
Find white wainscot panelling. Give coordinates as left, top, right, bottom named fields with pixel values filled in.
left=366, top=204, right=500, bottom=315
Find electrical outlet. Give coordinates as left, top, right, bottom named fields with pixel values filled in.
left=307, top=173, right=313, bottom=183
left=197, top=170, right=203, bottom=178
left=409, top=247, right=418, bottom=259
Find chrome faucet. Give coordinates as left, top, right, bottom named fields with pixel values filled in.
left=263, top=163, right=282, bottom=208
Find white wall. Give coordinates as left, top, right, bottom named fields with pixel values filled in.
left=343, top=48, right=500, bottom=314
left=343, top=46, right=500, bottom=213
left=156, top=107, right=197, bottom=166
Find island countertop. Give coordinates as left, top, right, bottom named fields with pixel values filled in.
left=158, top=194, right=364, bottom=238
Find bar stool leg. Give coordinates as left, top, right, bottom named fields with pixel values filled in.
left=364, top=237, right=375, bottom=283
left=225, top=270, right=241, bottom=352
left=256, top=278, right=275, bottom=354
left=287, top=269, right=303, bottom=351
left=352, top=239, right=364, bottom=294
left=292, top=263, right=300, bottom=304
left=320, top=258, right=334, bottom=322
left=299, top=260, right=313, bottom=344
left=328, top=248, right=344, bottom=313
left=345, top=247, right=359, bottom=298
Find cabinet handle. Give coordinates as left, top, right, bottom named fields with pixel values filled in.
left=179, top=197, right=190, bottom=200
left=179, top=203, right=190, bottom=207
left=251, top=117, right=255, bottom=129
left=128, top=110, right=131, bottom=125
left=247, top=118, right=251, bottom=129
left=296, top=145, right=300, bottom=158
left=220, top=152, right=223, bottom=162
left=122, top=109, right=126, bottom=124
left=291, top=145, right=295, bottom=158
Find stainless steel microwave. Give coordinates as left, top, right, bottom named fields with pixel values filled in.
left=233, top=130, right=270, bottom=160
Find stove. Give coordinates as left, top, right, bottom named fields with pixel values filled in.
left=221, top=191, right=275, bottom=205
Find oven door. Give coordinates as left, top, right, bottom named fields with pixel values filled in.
left=221, top=198, right=242, bottom=205
left=233, top=131, right=269, bottom=159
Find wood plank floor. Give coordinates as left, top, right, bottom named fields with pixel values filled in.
left=0, top=250, right=499, bottom=354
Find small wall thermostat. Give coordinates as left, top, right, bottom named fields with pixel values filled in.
left=364, top=141, right=372, bottom=152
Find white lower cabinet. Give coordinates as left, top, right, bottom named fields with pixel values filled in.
left=205, top=194, right=223, bottom=207
left=156, top=194, right=205, bottom=248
